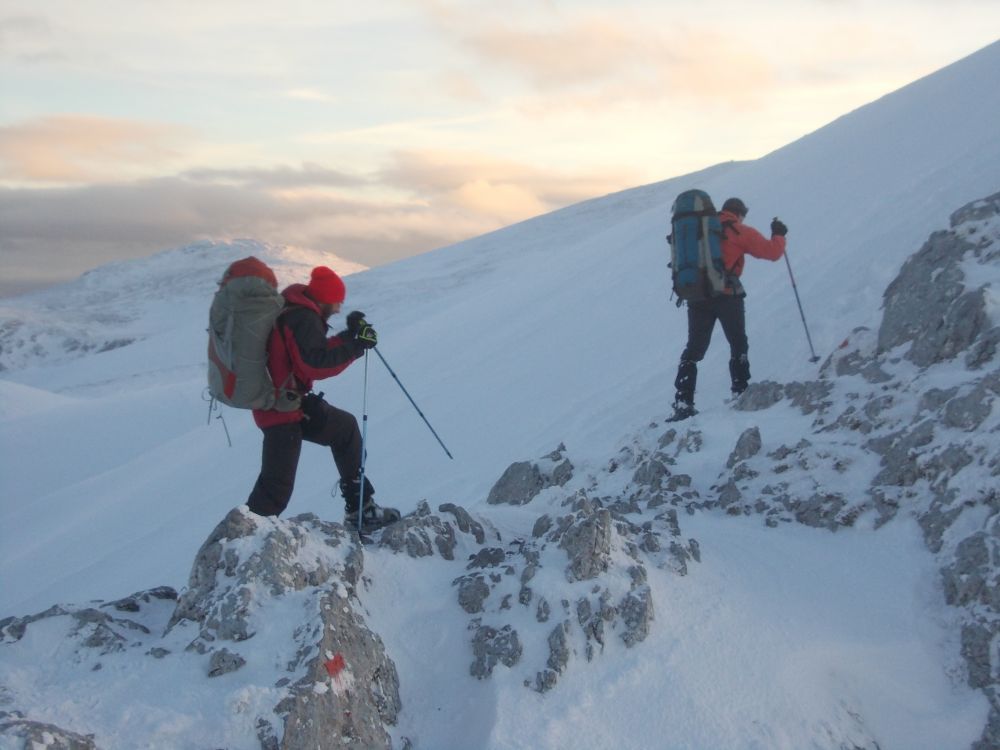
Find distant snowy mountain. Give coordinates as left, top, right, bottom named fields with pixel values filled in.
left=1, top=40, right=999, bottom=750
left=0, top=240, right=366, bottom=372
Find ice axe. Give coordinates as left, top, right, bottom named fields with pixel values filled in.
left=781, top=236, right=820, bottom=363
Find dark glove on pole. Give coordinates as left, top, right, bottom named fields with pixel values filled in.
left=346, top=310, right=367, bottom=336
left=771, top=217, right=788, bottom=236
left=356, top=324, right=378, bottom=350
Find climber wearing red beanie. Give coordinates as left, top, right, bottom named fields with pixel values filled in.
left=306, top=265, right=346, bottom=305
left=247, top=265, right=400, bottom=533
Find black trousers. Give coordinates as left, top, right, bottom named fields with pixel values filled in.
left=674, top=295, right=750, bottom=404
left=246, top=397, right=370, bottom=517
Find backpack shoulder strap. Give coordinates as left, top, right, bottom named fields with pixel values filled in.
left=718, top=219, right=742, bottom=277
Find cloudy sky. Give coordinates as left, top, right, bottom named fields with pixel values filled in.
left=1, top=0, right=998, bottom=295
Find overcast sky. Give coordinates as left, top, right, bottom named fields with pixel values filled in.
left=1, top=0, right=998, bottom=296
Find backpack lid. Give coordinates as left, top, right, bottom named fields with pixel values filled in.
left=221, top=256, right=278, bottom=289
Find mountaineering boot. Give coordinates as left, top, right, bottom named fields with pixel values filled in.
left=345, top=502, right=402, bottom=534
left=729, top=354, right=750, bottom=397
left=667, top=398, right=697, bottom=422
left=340, top=478, right=400, bottom=533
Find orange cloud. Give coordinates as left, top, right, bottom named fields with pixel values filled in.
left=379, top=149, right=636, bottom=222
left=0, top=115, right=189, bottom=183
left=463, top=19, right=637, bottom=88
left=422, top=6, right=778, bottom=111
left=1, top=147, right=637, bottom=294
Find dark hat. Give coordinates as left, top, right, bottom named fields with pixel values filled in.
left=307, top=266, right=346, bottom=304
left=722, top=198, right=748, bottom=217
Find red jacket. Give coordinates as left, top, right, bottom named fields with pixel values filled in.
left=253, top=284, right=364, bottom=429
left=720, top=210, right=786, bottom=279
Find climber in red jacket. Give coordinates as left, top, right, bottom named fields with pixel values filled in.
left=671, top=198, right=787, bottom=420
left=247, top=266, right=399, bottom=531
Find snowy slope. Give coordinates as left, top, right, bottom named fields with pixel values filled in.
left=1, top=40, right=999, bottom=750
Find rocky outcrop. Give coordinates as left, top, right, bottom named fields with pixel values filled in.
left=486, top=443, right=574, bottom=505
left=167, top=508, right=400, bottom=750
left=719, top=192, right=1000, bottom=749
left=1, top=509, right=403, bottom=750
left=0, top=713, right=98, bottom=750
left=878, top=194, right=1000, bottom=366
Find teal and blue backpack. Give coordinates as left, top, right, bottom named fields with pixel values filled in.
left=668, top=189, right=730, bottom=304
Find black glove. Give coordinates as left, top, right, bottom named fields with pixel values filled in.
left=346, top=310, right=367, bottom=336
left=771, top=218, right=788, bottom=237
left=356, top=323, right=378, bottom=350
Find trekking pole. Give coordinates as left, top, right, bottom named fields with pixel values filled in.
left=373, top=347, right=454, bottom=459
left=782, top=248, right=821, bottom=363
left=357, top=351, right=370, bottom=535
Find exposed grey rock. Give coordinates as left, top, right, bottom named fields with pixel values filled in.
left=876, top=196, right=999, bottom=367
left=619, top=586, right=654, bottom=647
left=733, top=380, right=784, bottom=411
left=792, top=493, right=847, bottom=532
left=256, top=717, right=280, bottom=750
left=469, top=622, right=522, bottom=679
left=917, top=490, right=964, bottom=553
left=717, top=480, right=742, bottom=509
left=868, top=420, right=935, bottom=487
left=879, top=231, right=969, bottom=358
left=168, top=509, right=362, bottom=647
left=165, top=507, right=400, bottom=750
left=576, top=594, right=610, bottom=659
left=0, top=587, right=175, bottom=663
left=943, top=385, right=994, bottom=431
left=675, top=429, right=704, bottom=454
left=377, top=501, right=457, bottom=560
left=911, top=289, right=988, bottom=367
left=942, top=532, right=998, bottom=609
left=727, top=427, right=762, bottom=468
left=919, top=387, right=959, bottom=414
left=821, top=327, right=892, bottom=383
left=633, top=457, right=671, bottom=489
left=961, top=622, right=996, bottom=690
left=467, top=547, right=506, bottom=569
left=785, top=381, right=834, bottom=415
left=972, top=692, right=1000, bottom=750
left=208, top=647, right=246, bottom=677
left=558, top=507, right=613, bottom=582
left=279, top=586, right=401, bottom=750
left=551, top=459, right=574, bottom=489
left=104, top=586, right=178, bottom=613
left=534, top=622, right=571, bottom=692
left=966, top=326, right=1000, bottom=370
left=487, top=461, right=544, bottom=505
left=953, top=191, right=1000, bottom=226
left=532, top=514, right=553, bottom=538
left=665, top=474, right=693, bottom=492
left=438, top=503, right=487, bottom=545
left=487, top=446, right=576, bottom=505
left=0, top=716, right=97, bottom=750
left=455, top=574, right=491, bottom=614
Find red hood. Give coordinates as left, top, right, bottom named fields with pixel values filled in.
left=281, top=283, right=322, bottom=313
left=719, top=209, right=743, bottom=225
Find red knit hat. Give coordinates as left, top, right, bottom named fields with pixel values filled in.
left=307, top=266, right=346, bottom=304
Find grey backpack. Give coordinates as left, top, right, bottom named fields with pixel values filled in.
left=207, top=257, right=298, bottom=411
